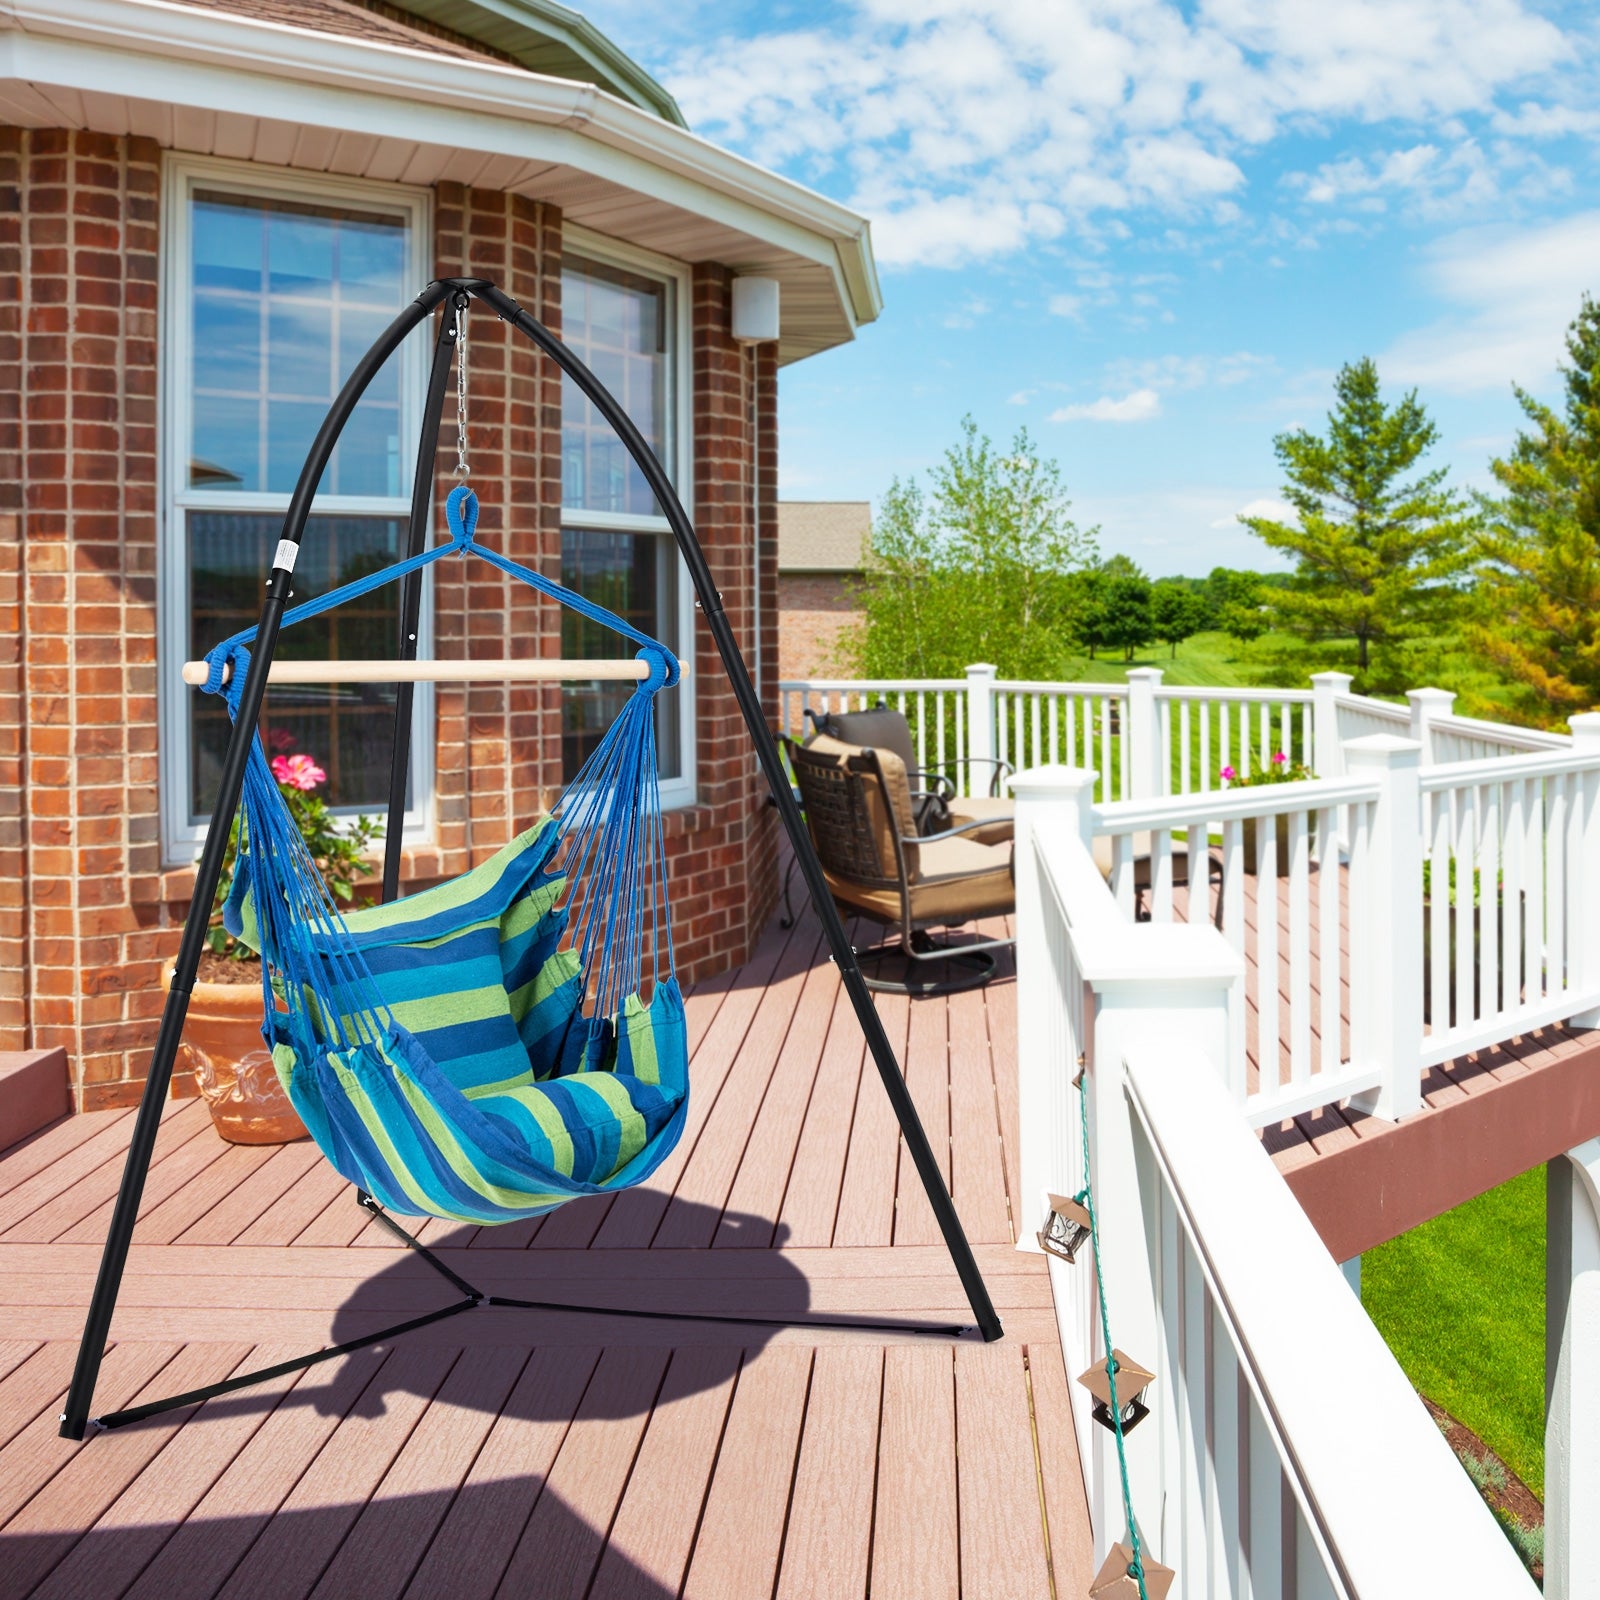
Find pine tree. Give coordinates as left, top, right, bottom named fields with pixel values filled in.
left=1473, top=296, right=1600, bottom=725
left=1241, top=359, right=1475, bottom=674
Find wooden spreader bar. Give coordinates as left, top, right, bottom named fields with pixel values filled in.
left=182, top=657, right=672, bottom=686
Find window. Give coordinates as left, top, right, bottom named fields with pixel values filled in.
left=161, top=161, right=430, bottom=863
left=560, top=238, right=694, bottom=800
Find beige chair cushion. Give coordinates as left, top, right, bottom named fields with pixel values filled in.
left=947, top=794, right=1014, bottom=847
left=825, top=835, right=1014, bottom=927
left=804, top=733, right=919, bottom=879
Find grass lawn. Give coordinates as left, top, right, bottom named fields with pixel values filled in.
left=1362, top=1166, right=1546, bottom=1499
left=1065, top=630, right=1275, bottom=689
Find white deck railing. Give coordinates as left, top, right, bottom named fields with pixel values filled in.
left=777, top=664, right=1572, bottom=805
left=1012, top=774, right=1541, bottom=1596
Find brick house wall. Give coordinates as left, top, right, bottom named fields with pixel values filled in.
left=0, top=131, right=780, bottom=1108
left=778, top=572, right=860, bottom=680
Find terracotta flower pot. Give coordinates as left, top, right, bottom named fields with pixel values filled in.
left=163, top=963, right=308, bottom=1145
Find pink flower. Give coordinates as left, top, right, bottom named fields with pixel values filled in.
left=267, top=728, right=297, bottom=755
left=271, top=753, right=327, bottom=791
left=1271, top=751, right=1288, bottom=765
left=1220, top=765, right=1236, bottom=781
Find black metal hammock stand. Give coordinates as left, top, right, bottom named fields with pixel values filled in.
left=57, top=277, right=1003, bottom=1442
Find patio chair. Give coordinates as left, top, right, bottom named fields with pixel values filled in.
left=808, top=704, right=1014, bottom=844
left=786, top=733, right=1015, bottom=994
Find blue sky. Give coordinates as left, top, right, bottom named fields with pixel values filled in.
left=584, top=0, right=1600, bottom=576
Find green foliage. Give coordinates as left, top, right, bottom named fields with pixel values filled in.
left=206, top=761, right=383, bottom=959
left=1241, top=358, right=1477, bottom=676
left=1362, top=1165, right=1546, bottom=1498
left=1472, top=294, right=1600, bottom=727
left=1220, top=751, right=1312, bottom=785
left=1204, top=566, right=1268, bottom=643
left=852, top=417, right=1098, bottom=679
left=1073, top=562, right=1154, bottom=662
left=1150, top=579, right=1209, bottom=658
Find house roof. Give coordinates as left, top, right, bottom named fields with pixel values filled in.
left=778, top=501, right=871, bottom=573
left=185, top=0, right=685, bottom=122
left=183, top=0, right=508, bottom=62
left=0, top=0, right=880, bottom=364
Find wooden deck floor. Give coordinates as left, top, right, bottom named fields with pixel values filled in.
left=0, top=905, right=1092, bottom=1600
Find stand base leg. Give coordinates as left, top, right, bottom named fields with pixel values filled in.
left=87, top=1192, right=973, bottom=1433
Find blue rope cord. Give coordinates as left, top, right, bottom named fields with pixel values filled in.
left=201, top=485, right=680, bottom=1058
left=1075, top=1071, right=1149, bottom=1600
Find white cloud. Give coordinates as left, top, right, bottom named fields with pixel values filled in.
left=1007, top=388, right=1036, bottom=405
left=1382, top=209, right=1600, bottom=392
left=1212, top=496, right=1298, bottom=527
left=1099, top=350, right=1275, bottom=393
left=659, top=0, right=1576, bottom=268
left=1047, top=292, right=1084, bottom=319
left=1051, top=388, right=1163, bottom=423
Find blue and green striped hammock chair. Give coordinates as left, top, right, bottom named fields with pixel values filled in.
left=199, top=485, right=688, bottom=1225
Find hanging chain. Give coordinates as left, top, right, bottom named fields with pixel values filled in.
left=454, top=297, right=470, bottom=480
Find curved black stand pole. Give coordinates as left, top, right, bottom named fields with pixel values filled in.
left=57, top=277, right=1000, bottom=1441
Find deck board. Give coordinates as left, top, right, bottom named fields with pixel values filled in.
left=0, top=902, right=1084, bottom=1597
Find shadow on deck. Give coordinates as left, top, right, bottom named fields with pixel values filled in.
left=0, top=901, right=1090, bottom=1600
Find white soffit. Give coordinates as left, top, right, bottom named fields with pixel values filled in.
left=0, top=0, right=882, bottom=364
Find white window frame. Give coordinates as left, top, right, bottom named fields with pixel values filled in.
left=561, top=226, right=697, bottom=809
left=158, top=155, right=434, bottom=866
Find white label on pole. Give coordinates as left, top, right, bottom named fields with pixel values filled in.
left=272, top=539, right=300, bottom=573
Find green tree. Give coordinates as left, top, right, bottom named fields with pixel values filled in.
left=1203, top=567, right=1268, bottom=642
left=1240, top=359, right=1476, bottom=673
left=1151, top=579, right=1208, bottom=658
left=854, top=417, right=1098, bottom=678
left=1473, top=296, right=1600, bottom=725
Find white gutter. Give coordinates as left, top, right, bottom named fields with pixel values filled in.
left=0, top=0, right=882, bottom=339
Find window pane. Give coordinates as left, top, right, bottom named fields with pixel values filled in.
left=560, top=529, right=681, bottom=783
left=187, top=189, right=408, bottom=497
left=561, top=256, right=670, bottom=516
left=188, top=511, right=408, bottom=822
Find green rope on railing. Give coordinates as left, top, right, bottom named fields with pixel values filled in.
left=1075, top=1071, right=1149, bottom=1600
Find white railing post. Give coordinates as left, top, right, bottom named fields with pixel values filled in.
left=1546, top=1137, right=1600, bottom=1600
left=1012, top=765, right=1099, bottom=1253
left=965, top=662, right=997, bottom=800
left=1345, top=734, right=1424, bottom=1120
left=1407, top=686, right=1456, bottom=764
left=1310, top=670, right=1353, bottom=779
left=1125, top=667, right=1163, bottom=800
left=1567, top=713, right=1600, bottom=1027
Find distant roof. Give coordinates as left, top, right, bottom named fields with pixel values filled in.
left=194, top=0, right=687, bottom=124
left=778, top=501, right=871, bottom=573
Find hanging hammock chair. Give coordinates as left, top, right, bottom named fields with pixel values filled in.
left=59, top=279, right=1002, bottom=1443
left=202, top=484, right=688, bottom=1225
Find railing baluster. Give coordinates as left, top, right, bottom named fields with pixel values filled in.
left=1318, top=803, right=1341, bottom=1076
left=1519, top=776, right=1540, bottom=1003
left=1258, top=816, right=1280, bottom=1094
left=1031, top=693, right=1041, bottom=773
left=1481, top=783, right=1502, bottom=1020
left=1222, top=816, right=1247, bottom=1097
left=1101, top=698, right=1112, bottom=799
left=1153, top=824, right=1174, bottom=923
left=1289, top=809, right=1311, bottom=1084
left=1179, top=699, right=1191, bottom=794
left=1550, top=773, right=1568, bottom=997
left=1455, top=786, right=1477, bottom=1028
left=1428, top=788, right=1450, bottom=1035
left=1113, top=833, right=1136, bottom=917
left=1201, top=700, right=1212, bottom=791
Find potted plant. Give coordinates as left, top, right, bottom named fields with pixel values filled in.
left=165, top=743, right=382, bottom=1144
left=1221, top=751, right=1315, bottom=876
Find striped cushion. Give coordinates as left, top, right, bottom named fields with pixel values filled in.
left=237, top=821, right=689, bottom=1223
